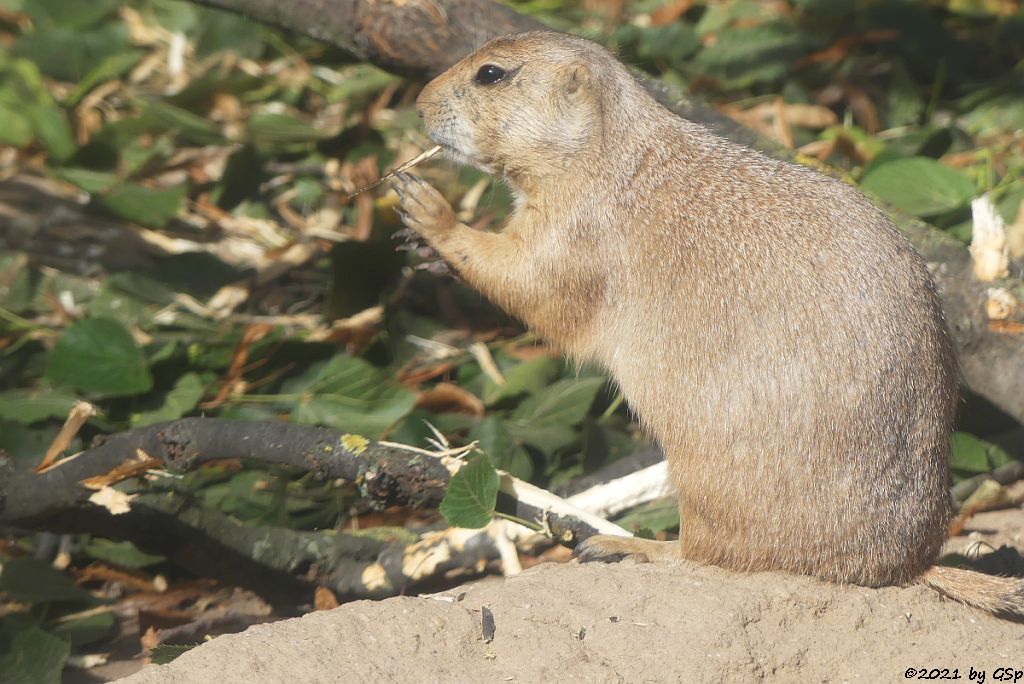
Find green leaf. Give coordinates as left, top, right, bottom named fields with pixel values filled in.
left=22, top=0, right=119, bottom=30
left=247, top=112, right=327, bottom=147
left=194, top=470, right=275, bottom=518
left=143, top=101, right=225, bottom=145
left=56, top=167, right=118, bottom=194
left=64, top=50, right=144, bottom=107
left=692, top=20, right=807, bottom=88
left=45, top=317, right=153, bottom=396
left=859, top=157, right=975, bottom=217
left=193, top=10, right=268, bottom=58
left=469, top=415, right=533, bottom=480
left=613, top=497, right=680, bottom=533
left=621, top=23, right=700, bottom=65
left=14, top=24, right=130, bottom=82
left=90, top=272, right=176, bottom=330
left=439, top=454, right=500, bottom=529
left=0, top=58, right=74, bottom=159
left=483, top=356, right=560, bottom=406
left=131, top=372, right=206, bottom=427
left=949, top=432, right=1013, bottom=479
left=150, top=643, right=198, bottom=665
left=0, top=421, right=71, bottom=467
left=0, top=105, right=33, bottom=146
left=0, top=390, right=79, bottom=423
left=0, top=628, right=69, bottom=684
left=49, top=612, right=116, bottom=648
left=0, top=254, right=34, bottom=313
left=29, top=101, right=75, bottom=161
left=511, top=377, right=605, bottom=427
left=0, top=558, right=93, bottom=604
left=98, top=183, right=186, bottom=228
left=387, top=409, right=449, bottom=449
left=961, top=93, right=1024, bottom=137
left=284, top=355, right=417, bottom=439
left=83, top=539, right=166, bottom=568
left=323, top=66, right=400, bottom=103
left=505, top=422, right=577, bottom=457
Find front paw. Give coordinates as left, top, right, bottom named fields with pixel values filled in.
left=392, top=172, right=457, bottom=238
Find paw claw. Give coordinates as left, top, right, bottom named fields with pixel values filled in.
left=415, top=260, right=451, bottom=275
left=574, top=538, right=626, bottom=564
left=575, top=549, right=627, bottom=564
left=574, top=535, right=674, bottom=565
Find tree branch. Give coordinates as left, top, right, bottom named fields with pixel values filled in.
left=3, top=418, right=451, bottom=525
left=192, top=0, right=766, bottom=150
left=192, top=0, right=545, bottom=75
left=0, top=417, right=629, bottom=605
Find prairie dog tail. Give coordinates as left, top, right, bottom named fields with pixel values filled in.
left=921, top=566, right=1024, bottom=618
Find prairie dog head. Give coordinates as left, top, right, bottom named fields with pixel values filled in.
left=416, top=32, right=612, bottom=185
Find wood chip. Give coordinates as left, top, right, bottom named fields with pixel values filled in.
left=88, top=487, right=136, bottom=515
left=481, top=606, right=496, bottom=643
left=36, top=401, right=99, bottom=472
left=80, top=450, right=164, bottom=490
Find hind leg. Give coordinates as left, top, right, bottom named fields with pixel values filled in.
left=574, top=535, right=680, bottom=564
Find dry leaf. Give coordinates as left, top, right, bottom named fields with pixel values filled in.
left=75, top=563, right=162, bottom=593
left=469, top=342, right=505, bottom=386
left=416, top=382, right=485, bottom=416
left=200, top=323, right=274, bottom=409
left=795, top=30, right=898, bottom=69
left=985, top=288, right=1017, bottom=320
left=141, top=626, right=162, bottom=653
left=988, top=319, right=1024, bottom=334
left=306, top=305, right=384, bottom=348
left=397, top=361, right=457, bottom=385
left=772, top=97, right=794, bottom=149
left=314, top=586, right=340, bottom=610
left=650, top=0, right=694, bottom=26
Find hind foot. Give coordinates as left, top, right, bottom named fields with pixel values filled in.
left=574, top=535, right=680, bottom=564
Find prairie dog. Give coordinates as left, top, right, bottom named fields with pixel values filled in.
left=392, top=31, right=1024, bottom=617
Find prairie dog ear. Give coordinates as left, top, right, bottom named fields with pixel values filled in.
left=564, top=61, right=592, bottom=96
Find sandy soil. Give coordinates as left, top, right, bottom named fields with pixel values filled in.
left=118, top=508, right=1024, bottom=684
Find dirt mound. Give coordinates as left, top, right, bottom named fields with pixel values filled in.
left=121, top=556, right=1022, bottom=683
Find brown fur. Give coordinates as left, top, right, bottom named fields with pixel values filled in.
left=393, top=31, right=1024, bottom=618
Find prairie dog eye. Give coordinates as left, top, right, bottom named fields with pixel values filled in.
left=475, top=64, right=507, bottom=85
